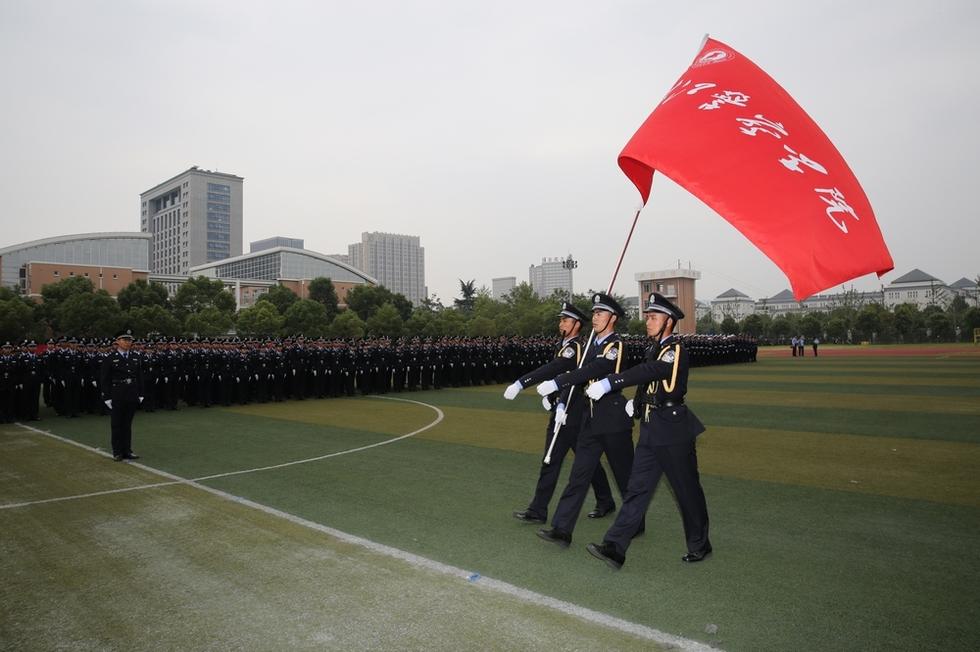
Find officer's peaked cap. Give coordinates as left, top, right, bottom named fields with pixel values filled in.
left=557, top=302, right=588, bottom=323
left=115, top=329, right=134, bottom=341
left=643, top=292, right=684, bottom=320
left=591, top=293, right=625, bottom=318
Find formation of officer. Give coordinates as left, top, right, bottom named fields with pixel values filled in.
left=584, top=293, right=711, bottom=569
left=0, top=341, right=42, bottom=423
left=503, top=302, right=615, bottom=525
left=679, top=333, right=757, bottom=365
left=100, top=330, right=144, bottom=461
left=533, top=293, right=637, bottom=549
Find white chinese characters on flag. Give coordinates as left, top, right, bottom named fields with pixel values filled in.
left=619, top=37, right=893, bottom=300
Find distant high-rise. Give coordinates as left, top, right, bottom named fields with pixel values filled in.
left=348, top=232, right=426, bottom=304
left=140, top=166, right=243, bottom=275
left=492, top=276, right=516, bottom=299
left=251, top=236, right=303, bottom=253
left=529, top=257, right=573, bottom=298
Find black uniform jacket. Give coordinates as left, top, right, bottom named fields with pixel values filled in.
left=553, top=332, right=632, bottom=435
left=100, top=351, right=144, bottom=402
left=518, top=336, right=586, bottom=418
left=606, top=335, right=705, bottom=445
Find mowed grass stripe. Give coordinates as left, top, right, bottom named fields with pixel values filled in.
left=696, top=379, right=979, bottom=398
left=698, top=427, right=979, bottom=507
left=688, top=387, right=979, bottom=415
left=695, top=372, right=980, bottom=388
left=694, top=402, right=980, bottom=443
left=410, top=405, right=979, bottom=507
left=0, top=437, right=666, bottom=652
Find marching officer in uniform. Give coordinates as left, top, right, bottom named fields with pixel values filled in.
left=100, top=330, right=144, bottom=461
left=585, top=292, right=711, bottom=569
left=504, top=302, right=615, bottom=524
left=534, top=293, right=636, bottom=548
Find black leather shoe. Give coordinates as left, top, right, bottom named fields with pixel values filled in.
left=112, top=454, right=124, bottom=462
left=587, top=504, right=616, bottom=519
left=586, top=542, right=625, bottom=570
left=513, top=509, right=546, bottom=524
left=123, top=453, right=140, bottom=460
left=682, top=546, right=713, bottom=563
left=536, top=527, right=572, bottom=548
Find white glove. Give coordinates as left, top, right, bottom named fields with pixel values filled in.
left=586, top=379, right=611, bottom=401
left=625, top=399, right=634, bottom=417
left=138, top=396, right=144, bottom=404
left=104, top=399, right=112, bottom=410
left=503, top=381, right=523, bottom=400
left=554, top=403, right=567, bottom=427
left=541, top=396, right=551, bottom=411
left=536, top=379, right=558, bottom=396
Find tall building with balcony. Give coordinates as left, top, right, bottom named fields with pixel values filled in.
left=635, top=267, right=700, bottom=334
left=347, top=232, right=426, bottom=304
left=139, top=166, right=243, bottom=275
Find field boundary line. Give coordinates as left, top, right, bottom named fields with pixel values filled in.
left=4, top=399, right=719, bottom=651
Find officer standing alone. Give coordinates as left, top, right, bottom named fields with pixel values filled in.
left=100, top=330, right=144, bottom=461
left=585, top=293, right=711, bottom=569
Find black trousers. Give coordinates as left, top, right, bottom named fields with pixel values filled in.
left=604, top=431, right=710, bottom=556
left=551, top=417, right=634, bottom=535
left=526, top=412, right=614, bottom=519
left=110, top=398, right=139, bottom=456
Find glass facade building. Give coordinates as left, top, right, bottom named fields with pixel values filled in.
left=190, top=247, right=377, bottom=286
left=0, top=233, right=151, bottom=292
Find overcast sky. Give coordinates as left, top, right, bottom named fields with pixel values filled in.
left=1, top=0, right=977, bottom=304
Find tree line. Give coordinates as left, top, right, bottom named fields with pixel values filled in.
left=1, top=275, right=976, bottom=344
left=699, top=293, right=980, bottom=344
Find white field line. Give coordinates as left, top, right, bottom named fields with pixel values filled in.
left=4, top=396, right=721, bottom=652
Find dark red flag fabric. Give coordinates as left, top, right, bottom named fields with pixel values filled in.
left=619, top=37, right=893, bottom=300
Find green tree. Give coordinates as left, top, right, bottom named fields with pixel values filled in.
left=893, top=303, right=923, bottom=342
left=799, top=314, right=823, bottom=339
left=720, top=316, right=740, bottom=335
left=854, top=304, right=885, bottom=342
left=925, top=311, right=954, bottom=341
left=962, top=307, right=980, bottom=337
left=366, top=302, right=404, bottom=337
left=283, top=299, right=328, bottom=337
left=117, top=279, right=170, bottom=311
left=769, top=315, right=793, bottom=341
left=741, top=314, right=767, bottom=338
left=183, top=307, right=234, bottom=338
left=467, top=315, right=497, bottom=337
left=696, top=313, right=718, bottom=335
left=824, top=317, right=848, bottom=342
left=57, top=290, right=122, bottom=338
left=256, top=284, right=299, bottom=315
left=404, top=308, right=434, bottom=338
left=0, top=295, right=34, bottom=343
left=329, top=310, right=366, bottom=338
left=172, top=276, right=235, bottom=320
left=454, top=279, right=477, bottom=314
left=307, top=277, right=340, bottom=322
left=125, top=304, right=181, bottom=338
left=38, top=276, right=96, bottom=334
left=346, top=285, right=413, bottom=321
left=237, top=302, right=286, bottom=338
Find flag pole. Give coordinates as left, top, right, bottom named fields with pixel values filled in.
left=543, top=206, right=643, bottom=464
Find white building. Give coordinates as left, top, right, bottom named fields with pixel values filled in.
left=883, top=269, right=950, bottom=309
left=529, top=257, right=573, bottom=298
left=140, top=166, right=244, bottom=275
left=348, top=232, right=426, bottom=305
left=949, top=277, right=979, bottom=306
left=710, top=288, right=755, bottom=321
left=492, top=276, right=516, bottom=299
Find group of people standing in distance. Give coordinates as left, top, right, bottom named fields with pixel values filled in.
left=790, top=335, right=819, bottom=357
left=504, top=292, right=711, bottom=570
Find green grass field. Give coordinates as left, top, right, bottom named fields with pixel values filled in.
left=2, top=346, right=979, bottom=651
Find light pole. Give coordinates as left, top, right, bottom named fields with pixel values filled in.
left=561, top=254, right=577, bottom=300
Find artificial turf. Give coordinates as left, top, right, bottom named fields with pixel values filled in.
left=2, top=348, right=978, bottom=650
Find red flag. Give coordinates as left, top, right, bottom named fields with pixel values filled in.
left=619, top=37, right=893, bottom=300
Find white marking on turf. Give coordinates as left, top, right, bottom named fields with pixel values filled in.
left=6, top=398, right=718, bottom=651
left=3, top=396, right=442, bottom=509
